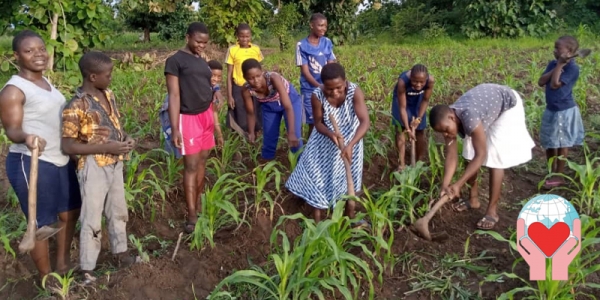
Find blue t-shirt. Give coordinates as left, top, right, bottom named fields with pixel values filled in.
left=392, top=71, right=430, bottom=108
left=543, top=59, right=579, bottom=112
left=295, top=37, right=336, bottom=94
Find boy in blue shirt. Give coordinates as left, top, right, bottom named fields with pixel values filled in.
left=295, top=13, right=336, bottom=139
left=537, top=35, right=585, bottom=189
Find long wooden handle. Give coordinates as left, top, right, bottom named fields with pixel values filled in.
left=420, top=195, right=450, bottom=223
left=329, top=114, right=354, bottom=196
left=19, top=137, right=39, bottom=253
left=410, top=118, right=416, bottom=167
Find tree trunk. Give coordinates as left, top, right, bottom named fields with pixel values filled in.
left=143, top=27, right=151, bottom=42
left=48, top=12, right=59, bottom=71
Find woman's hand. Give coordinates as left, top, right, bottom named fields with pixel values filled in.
left=25, top=134, right=46, bottom=153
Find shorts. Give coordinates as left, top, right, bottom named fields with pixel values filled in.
left=301, top=89, right=316, bottom=125
left=540, top=106, right=585, bottom=149
left=180, top=105, right=216, bottom=156
left=462, top=90, right=535, bottom=169
left=6, top=152, right=82, bottom=228
left=391, top=96, right=427, bottom=131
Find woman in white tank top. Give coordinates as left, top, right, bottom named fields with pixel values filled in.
left=0, top=30, right=81, bottom=286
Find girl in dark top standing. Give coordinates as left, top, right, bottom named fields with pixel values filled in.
left=164, top=22, right=222, bottom=233
left=391, top=64, right=435, bottom=171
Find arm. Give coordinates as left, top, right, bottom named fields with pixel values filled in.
left=396, top=80, right=410, bottom=131
left=537, top=62, right=555, bottom=87
left=347, top=86, right=370, bottom=148
left=549, top=61, right=568, bottom=89
left=0, top=86, right=39, bottom=148
left=166, top=74, right=180, bottom=132
left=270, top=74, right=296, bottom=137
left=301, top=65, right=321, bottom=88
left=213, top=108, right=223, bottom=146
left=440, top=135, right=459, bottom=189
left=61, top=137, right=111, bottom=155
left=295, top=42, right=321, bottom=88
left=326, top=41, right=336, bottom=64
left=311, top=93, right=336, bottom=140
left=454, top=124, right=487, bottom=187
left=227, top=64, right=235, bottom=107
left=417, top=75, right=435, bottom=121
left=241, top=86, right=256, bottom=137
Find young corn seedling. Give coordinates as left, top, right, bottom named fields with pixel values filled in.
left=0, top=210, right=26, bottom=258
left=353, top=187, right=398, bottom=277
left=128, top=234, right=150, bottom=263
left=208, top=133, right=245, bottom=178
left=210, top=203, right=378, bottom=300
left=390, top=161, right=429, bottom=225
left=190, top=173, right=247, bottom=250
left=251, top=161, right=283, bottom=221
left=475, top=215, right=600, bottom=299
left=286, top=146, right=304, bottom=172
left=541, top=141, right=600, bottom=216
left=42, top=270, right=76, bottom=300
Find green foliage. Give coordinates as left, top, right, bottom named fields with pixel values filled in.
left=199, top=0, right=267, bottom=48
left=210, top=203, right=378, bottom=299
left=461, top=0, right=560, bottom=39
left=270, top=3, right=302, bottom=51
left=390, top=3, right=438, bottom=39
left=7, top=0, right=114, bottom=71
left=118, top=0, right=196, bottom=42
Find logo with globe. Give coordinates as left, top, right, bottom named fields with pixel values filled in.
left=517, top=194, right=581, bottom=281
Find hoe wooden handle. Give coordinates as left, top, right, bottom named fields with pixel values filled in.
left=413, top=195, right=451, bottom=241
left=19, top=137, right=39, bottom=254
left=410, top=117, right=416, bottom=167
left=329, top=114, right=355, bottom=196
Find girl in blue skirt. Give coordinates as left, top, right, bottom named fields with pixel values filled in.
left=537, top=35, right=585, bottom=189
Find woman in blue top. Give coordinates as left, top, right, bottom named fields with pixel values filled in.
left=391, top=64, right=435, bottom=171
left=241, top=58, right=302, bottom=161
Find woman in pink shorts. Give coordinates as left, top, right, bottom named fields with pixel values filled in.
left=164, top=22, right=222, bottom=233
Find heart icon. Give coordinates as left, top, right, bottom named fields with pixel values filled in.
left=528, top=222, right=570, bottom=257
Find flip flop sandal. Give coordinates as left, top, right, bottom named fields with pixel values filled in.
left=476, top=215, right=498, bottom=230
left=543, top=179, right=564, bottom=190
left=452, top=199, right=473, bottom=212
left=352, top=219, right=372, bottom=230
left=81, top=271, right=97, bottom=286
left=184, top=222, right=196, bottom=234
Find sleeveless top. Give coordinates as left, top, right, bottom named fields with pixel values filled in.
left=393, top=71, right=430, bottom=107
left=4, top=75, right=70, bottom=166
left=244, top=72, right=290, bottom=103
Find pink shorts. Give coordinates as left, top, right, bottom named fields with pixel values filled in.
left=179, top=105, right=215, bottom=156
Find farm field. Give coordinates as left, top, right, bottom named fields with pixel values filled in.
left=1, top=33, right=600, bottom=300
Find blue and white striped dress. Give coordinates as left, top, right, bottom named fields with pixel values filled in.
left=285, top=82, right=364, bottom=210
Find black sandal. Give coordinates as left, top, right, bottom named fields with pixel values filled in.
left=184, top=222, right=196, bottom=234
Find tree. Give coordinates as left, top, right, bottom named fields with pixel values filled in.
left=271, top=3, right=302, bottom=51
left=6, top=0, right=114, bottom=72
left=198, top=0, right=268, bottom=48
left=117, top=0, right=196, bottom=42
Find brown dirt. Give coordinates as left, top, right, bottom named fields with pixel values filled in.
left=3, top=128, right=594, bottom=300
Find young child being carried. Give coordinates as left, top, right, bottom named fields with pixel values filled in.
left=295, top=13, right=336, bottom=138
left=159, top=59, right=225, bottom=159
left=391, top=64, right=435, bottom=171
left=537, top=35, right=585, bottom=189
left=226, top=23, right=264, bottom=134
left=285, top=63, right=370, bottom=227
left=241, top=58, right=302, bottom=160
left=61, top=51, right=138, bottom=284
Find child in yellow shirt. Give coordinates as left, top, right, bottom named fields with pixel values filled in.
left=225, top=23, right=264, bottom=134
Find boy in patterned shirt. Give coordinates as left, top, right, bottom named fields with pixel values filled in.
left=61, top=51, right=138, bottom=284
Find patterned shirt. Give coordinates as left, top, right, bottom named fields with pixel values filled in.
left=243, top=72, right=290, bottom=103
left=295, top=37, right=336, bottom=94
left=450, top=83, right=517, bottom=137
left=62, top=88, right=128, bottom=170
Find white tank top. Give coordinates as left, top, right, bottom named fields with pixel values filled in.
left=4, top=75, right=69, bottom=167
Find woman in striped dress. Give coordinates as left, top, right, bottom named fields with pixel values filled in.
left=285, top=63, right=370, bottom=224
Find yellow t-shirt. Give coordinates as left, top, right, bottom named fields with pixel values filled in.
left=225, top=43, right=264, bottom=86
